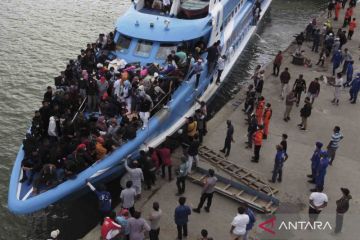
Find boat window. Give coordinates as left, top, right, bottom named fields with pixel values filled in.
left=116, top=35, right=132, bottom=53
left=134, top=40, right=153, bottom=57
left=156, top=43, right=177, bottom=59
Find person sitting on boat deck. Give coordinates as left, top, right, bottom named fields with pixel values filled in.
left=176, top=48, right=188, bottom=68
left=33, top=163, right=58, bottom=195
left=125, top=159, right=144, bottom=198
left=160, top=59, right=176, bottom=76
left=138, top=91, right=153, bottom=129
left=44, top=86, right=53, bottom=102
left=205, top=41, right=220, bottom=77
left=96, top=136, right=108, bottom=160
left=86, top=181, right=112, bottom=223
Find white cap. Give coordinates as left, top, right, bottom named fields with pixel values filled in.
left=96, top=63, right=103, bottom=68
left=154, top=72, right=159, bottom=78
left=50, top=229, right=60, bottom=239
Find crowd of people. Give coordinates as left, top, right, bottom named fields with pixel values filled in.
left=44, top=1, right=360, bottom=240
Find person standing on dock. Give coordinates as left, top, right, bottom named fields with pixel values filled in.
left=176, top=157, right=188, bottom=196
left=272, top=51, right=283, bottom=76
left=187, top=134, right=200, bottom=174
left=349, top=73, right=360, bottom=103
left=174, top=197, right=192, bottom=240
left=312, top=29, right=321, bottom=53
left=327, top=126, right=344, bottom=165
left=331, top=72, right=344, bottom=105
left=127, top=211, right=151, bottom=240
left=246, top=113, right=257, bottom=149
left=251, top=125, right=263, bottom=163
left=230, top=206, right=250, bottom=240
left=341, top=48, right=352, bottom=73
left=292, top=74, right=307, bottom=107
left=348, top=18, right=357, bottom=39
left=334, top=188, right=352, bottom=234
left=148, top=202, right=162, bottom=240
left=125, top=159, right=144, bottom=198
left=269, top=145, right=286, bottom=183
left=308, top=189, right=328, bottom=224
left=328, top=0, right=335, bottom=18
left=255, top=70, right=265, bottom=97
left=306, top=78, right=321, bottom=105
left=298, top=97, right=312, bottom=131
left=193, top=168, right=217, bottom=213
left=311, top=151, right=330, bottom=192
left=283, top=90, right=297, bottom=122
left=335, top=1, right=342, bottom=21
left=255, top=96, right=265, bottom=125
left=262, top=103, right=272, bottom=139
left=279, top=67, right=291, bottom=99
left=120, top=181, right=137, bottom=216
left=332, top=49, right=343, bottom=76
left=220, top=120, right=234, bottom=157
left=307, top=142, right=323, bottom=184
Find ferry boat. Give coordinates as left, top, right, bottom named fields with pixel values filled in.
left=8, top=0, right=272, bottom=214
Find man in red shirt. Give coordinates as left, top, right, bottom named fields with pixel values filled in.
left=272, top=51, right=283, bottom=76
left=101, top=211, right=122, bottom=240
left=348, top=17, right=357, bottom=40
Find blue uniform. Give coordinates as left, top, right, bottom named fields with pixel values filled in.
left=272, top=150, right=285, bottom=182
left=332, top=51, right=343, bottom=75
left=350, top=77, right=360, bottom=102
left=315, top=155, right=329, bottom=191
left=95, top=190, right=112, bottom=213
left=310, top=148, right=322, bottom=180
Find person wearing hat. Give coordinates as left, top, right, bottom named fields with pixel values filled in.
left=335, top=188, right=352, bottom=233
left=311, top=151, right=329, bottom=192
left=220, top=120, right=234, bottom=157
left=307, top=142, right=323, bottom=183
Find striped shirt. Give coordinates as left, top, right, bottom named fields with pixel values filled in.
left=329, top=132, right=343, bottom=149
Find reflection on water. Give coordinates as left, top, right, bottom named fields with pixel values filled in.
left=0, top=0, right=326, bottom=239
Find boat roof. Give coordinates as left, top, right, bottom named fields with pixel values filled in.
left=115, top=6, right=212, bottom=42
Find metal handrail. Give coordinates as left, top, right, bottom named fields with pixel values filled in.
left=150, top=91, right=171, bottom=113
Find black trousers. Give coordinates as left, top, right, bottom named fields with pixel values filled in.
left=222, top=138, right=232, bottom=156
left=177, top=224, right=188, bottom=239
left=295, top=91, right=302, bottom=105
left=254, top=145, right=261, bottom=161
left=195, top=74, right=201, bottom=88
left=335, top=213, right=344, bottom=233
left=273, top=64, right=280, bottom=76
left=348, top=30, right=354, bottom=39
left=216, top=69, right=223, bottom=83
left=176, top=176, right=186, bottom=194
left=149, top=228, right=160, bottom=240
left=196, top=192, right=214, bottom=210
left=309, top=206, right=321, bottom=224
left=161, top=165, right=172, bottom=181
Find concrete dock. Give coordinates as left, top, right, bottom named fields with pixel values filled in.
left=83, top=8, right=360, bottom=240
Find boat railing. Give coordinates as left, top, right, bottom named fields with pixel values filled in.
left=150, top=91, right=171, bottom=114
left=70, top=97, right=88, bottom=124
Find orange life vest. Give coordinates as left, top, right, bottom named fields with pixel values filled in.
left=349, top=20, right=357, bottom=31
left=253, top=130, right=263, bottom=146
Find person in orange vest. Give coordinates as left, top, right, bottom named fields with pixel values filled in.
left=348, top=17, right=357, bottom=40
left=343, top=7, right=353, bottom=27
left=335, top=1, right=342, bottom=21
left=255, top=96, right=265, bottom=125
left=262, top=103, right=272, bottom=139
left=251, top=125, right=263, bottom=163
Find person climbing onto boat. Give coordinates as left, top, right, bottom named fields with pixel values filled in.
left=189, top=59, right=203, bottom=90
left=215, top=55, right=226, bottom=85
left=205, top=42, right=220, bottom=77
left=86, top=181, right=112, bottom=224
left=125, top=159, right=144, bottom=198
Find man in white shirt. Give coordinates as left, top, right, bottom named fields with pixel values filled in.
left=120, top=180, right=137, bottom=216
left=332, top=72, right=343, bottom=105
left=230, top=206, right=249, bottom=239
left=125, top=159, right=144, bottom=197
left=309, top=188, right=328, bottom=224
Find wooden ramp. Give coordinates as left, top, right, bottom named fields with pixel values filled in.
left=198, top=146, right=279, bottom=196
left=188, top=167, right=279, bottom=213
